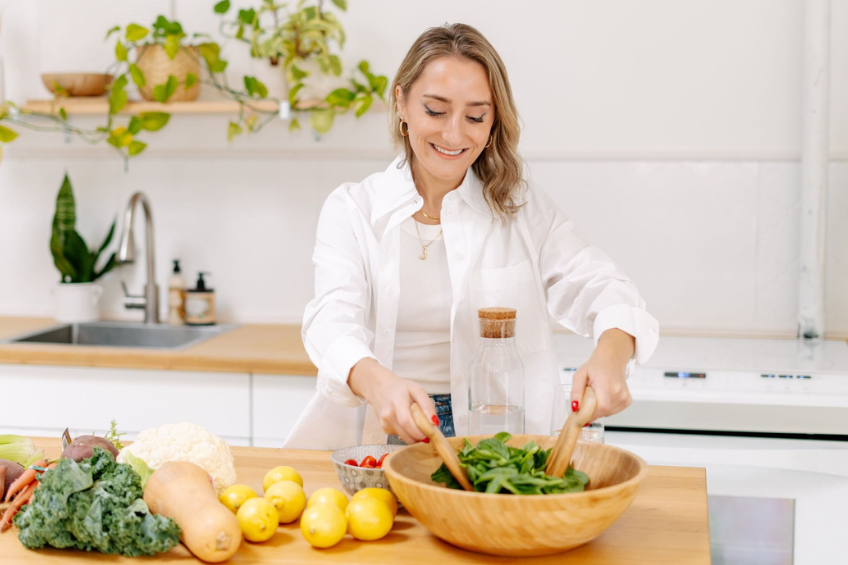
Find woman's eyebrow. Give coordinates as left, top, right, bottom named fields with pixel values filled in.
left=423, top=94, right=491, bottom=107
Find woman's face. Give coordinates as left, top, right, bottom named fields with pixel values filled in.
left=397, top=56, right=494, bottom=192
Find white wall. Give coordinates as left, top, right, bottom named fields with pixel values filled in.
left=0, top=0, right=847, bottom=337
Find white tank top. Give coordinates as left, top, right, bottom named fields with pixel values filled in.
left=393, top=217, right=452, bottom=394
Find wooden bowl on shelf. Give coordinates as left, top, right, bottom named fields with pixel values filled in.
left=41, top=73, right=113, bottom=97
left=383, top=434, right=648, bottom=557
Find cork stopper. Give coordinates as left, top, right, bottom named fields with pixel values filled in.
left=478, top=307, right=517, bottom=338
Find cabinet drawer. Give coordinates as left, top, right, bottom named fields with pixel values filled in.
left=252, top=374, right=316, bottom=448
left=0, top=365, right=250, bottom=443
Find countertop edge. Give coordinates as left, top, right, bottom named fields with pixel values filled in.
left=0, top=317, right=317, bottom=376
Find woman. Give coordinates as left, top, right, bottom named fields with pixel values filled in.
left=284, top=23, right=659, bottom=450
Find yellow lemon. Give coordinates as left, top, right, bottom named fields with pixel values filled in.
left=351, top=488, right=398, bottom=517
left=300, top=504, right=347, bottom=549
left=236, top=497, right=279, bottom=543
left=345, top=497, right=393, bottom=541
left=218, top=484, right=258, bottom=513
left=307, top=487, right=349, bottom=513
left=264, top=480, right=307, bottom=524
left=263, top=465, right=303, bottom=491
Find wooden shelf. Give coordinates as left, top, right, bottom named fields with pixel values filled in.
left=22, top=98, right=282, bottom=115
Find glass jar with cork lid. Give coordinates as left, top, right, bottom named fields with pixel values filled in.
left=468, top=307, right=525, bottom=435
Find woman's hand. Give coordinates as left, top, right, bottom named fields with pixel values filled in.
left=570, top=329, right=636, bottom=420
left=348, top=358, right=436, bottom=444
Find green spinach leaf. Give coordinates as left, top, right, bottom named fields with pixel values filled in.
left=430, top=432, right=590, bottom=495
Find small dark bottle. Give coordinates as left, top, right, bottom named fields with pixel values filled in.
left=185, top=272, right=215, bottom=326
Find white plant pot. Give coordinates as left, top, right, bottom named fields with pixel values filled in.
left=251, top=57, right=349, bottom=103
left=53, top=282, right=103, bottom=323
left=252, top=58, right=288, bottom=100
left=296, top=58, right=349, bottom=102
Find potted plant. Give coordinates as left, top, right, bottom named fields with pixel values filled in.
left=107, top=15, right=211, bottom=103
left=50, top=174, right=117, bottom=323
left=214, top=0, right=387, bottom=134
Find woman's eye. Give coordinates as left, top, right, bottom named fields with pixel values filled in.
left=467, top=115, right=485, bottom=123
left=425, top=107, right=445, bottom=117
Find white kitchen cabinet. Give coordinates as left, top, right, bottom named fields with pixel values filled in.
left=251, top=375, right=316, bottom=448
left=0, top=365, right=252, bottom=446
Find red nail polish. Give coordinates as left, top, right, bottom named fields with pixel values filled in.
left=431, top=415, right=439, bottom=425
left=422, top=437, right=430, bottom=443
left=571, top=400, right=579, bottom=412
left=583, top=423, right=590, bottom=427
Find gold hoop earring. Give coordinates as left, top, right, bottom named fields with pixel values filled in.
left=399, top=120, right=409, bottom=137
left=485, top=135, right=493, bottom=149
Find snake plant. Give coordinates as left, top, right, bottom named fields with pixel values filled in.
left=50, top=174, right=117, bottom=283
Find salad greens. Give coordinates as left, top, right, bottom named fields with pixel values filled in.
left=13, top=448, right=180, bottom=556
left=431, top=432, right=590, bottom=495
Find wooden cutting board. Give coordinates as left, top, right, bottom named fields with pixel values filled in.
left=1, top=438, right=711, bottom=564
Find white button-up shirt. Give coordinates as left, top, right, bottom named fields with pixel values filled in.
left=284, top=157, right=659, bottom=450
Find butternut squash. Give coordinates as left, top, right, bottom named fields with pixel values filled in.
left=144, top=461, right=242, bottom=563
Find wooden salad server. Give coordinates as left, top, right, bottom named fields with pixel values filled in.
left=545, top=386, right=598, bottom=478
left=410, top=403, right=474, bottom=492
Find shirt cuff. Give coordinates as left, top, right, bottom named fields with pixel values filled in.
left=317, top=336, right=377, bottom=407
left=592, top=304, right=660, bottom=367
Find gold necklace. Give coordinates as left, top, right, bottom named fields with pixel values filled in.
left=420, top=210, right=440, bottom=223
left=414, top=221, right=443, bottom=260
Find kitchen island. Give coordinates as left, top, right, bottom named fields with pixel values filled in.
left=2, top=438, right=711, bottom=564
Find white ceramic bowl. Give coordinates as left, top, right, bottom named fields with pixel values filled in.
left=330, top=444, right=405, bottom=497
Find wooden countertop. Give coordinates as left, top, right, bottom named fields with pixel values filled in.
left=1, top=438, right=711, bottom=564
left=0, top=317, right=316, bottom=376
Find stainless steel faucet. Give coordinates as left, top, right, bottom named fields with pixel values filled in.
left=117, top=192, right=159, bottom=324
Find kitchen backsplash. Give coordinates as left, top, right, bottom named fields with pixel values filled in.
left=1, top=151, right=846, bottom=338
left=1, top=0, right=847, bottom=337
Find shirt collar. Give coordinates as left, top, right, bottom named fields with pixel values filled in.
left=371, top=155, right=493, bottom=224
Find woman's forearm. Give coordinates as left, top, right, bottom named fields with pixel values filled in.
left=347, top=357, right=435, bottom=444
left=349, top=357, right=383, bottom=399
left=596, top=328, right=636, bottom=369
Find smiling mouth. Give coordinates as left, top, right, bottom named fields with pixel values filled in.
left=431, top=143, right=467, bottom=156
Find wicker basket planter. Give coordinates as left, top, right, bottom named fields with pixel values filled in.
left=135, top=45, right=200, bottom=102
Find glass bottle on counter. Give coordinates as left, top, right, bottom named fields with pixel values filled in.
left=168, top=259, right=186, bottom=325
left=468, top=307, right=525, bottom=435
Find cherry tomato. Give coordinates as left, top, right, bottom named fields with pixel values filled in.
left=376, top=454, right=388, bottom=468
left=344, top=459, right=359, bottom=466
left=360, top=456, right=377, bottom=468
left=361, top=462, right=376, bottom=469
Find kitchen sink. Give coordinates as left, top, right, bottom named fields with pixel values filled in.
left=2, top=321, right=237, bottom=350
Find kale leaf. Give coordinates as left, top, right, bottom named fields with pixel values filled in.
left=430, top=432, right=590, bottom=495
left=13, top=448, right=180, bottom=556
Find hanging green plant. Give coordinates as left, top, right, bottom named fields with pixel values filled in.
left=0, top=2, right=386, bottom=166
left=214, top=0, right=387, bottom=134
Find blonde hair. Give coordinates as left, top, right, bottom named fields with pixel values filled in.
left=389, top=23, right=525, bottom=220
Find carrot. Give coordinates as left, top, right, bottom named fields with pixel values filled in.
left=0, top=481, right=37, bottom=532
left=4, top=459, right=46, bottom=503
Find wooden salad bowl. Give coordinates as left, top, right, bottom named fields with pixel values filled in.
left=383, top=434, right=648, bottom=557
left=41, top=73, right=113, bottom=97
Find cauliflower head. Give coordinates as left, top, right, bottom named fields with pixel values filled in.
left=117, top=422, right=237, bottom=494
